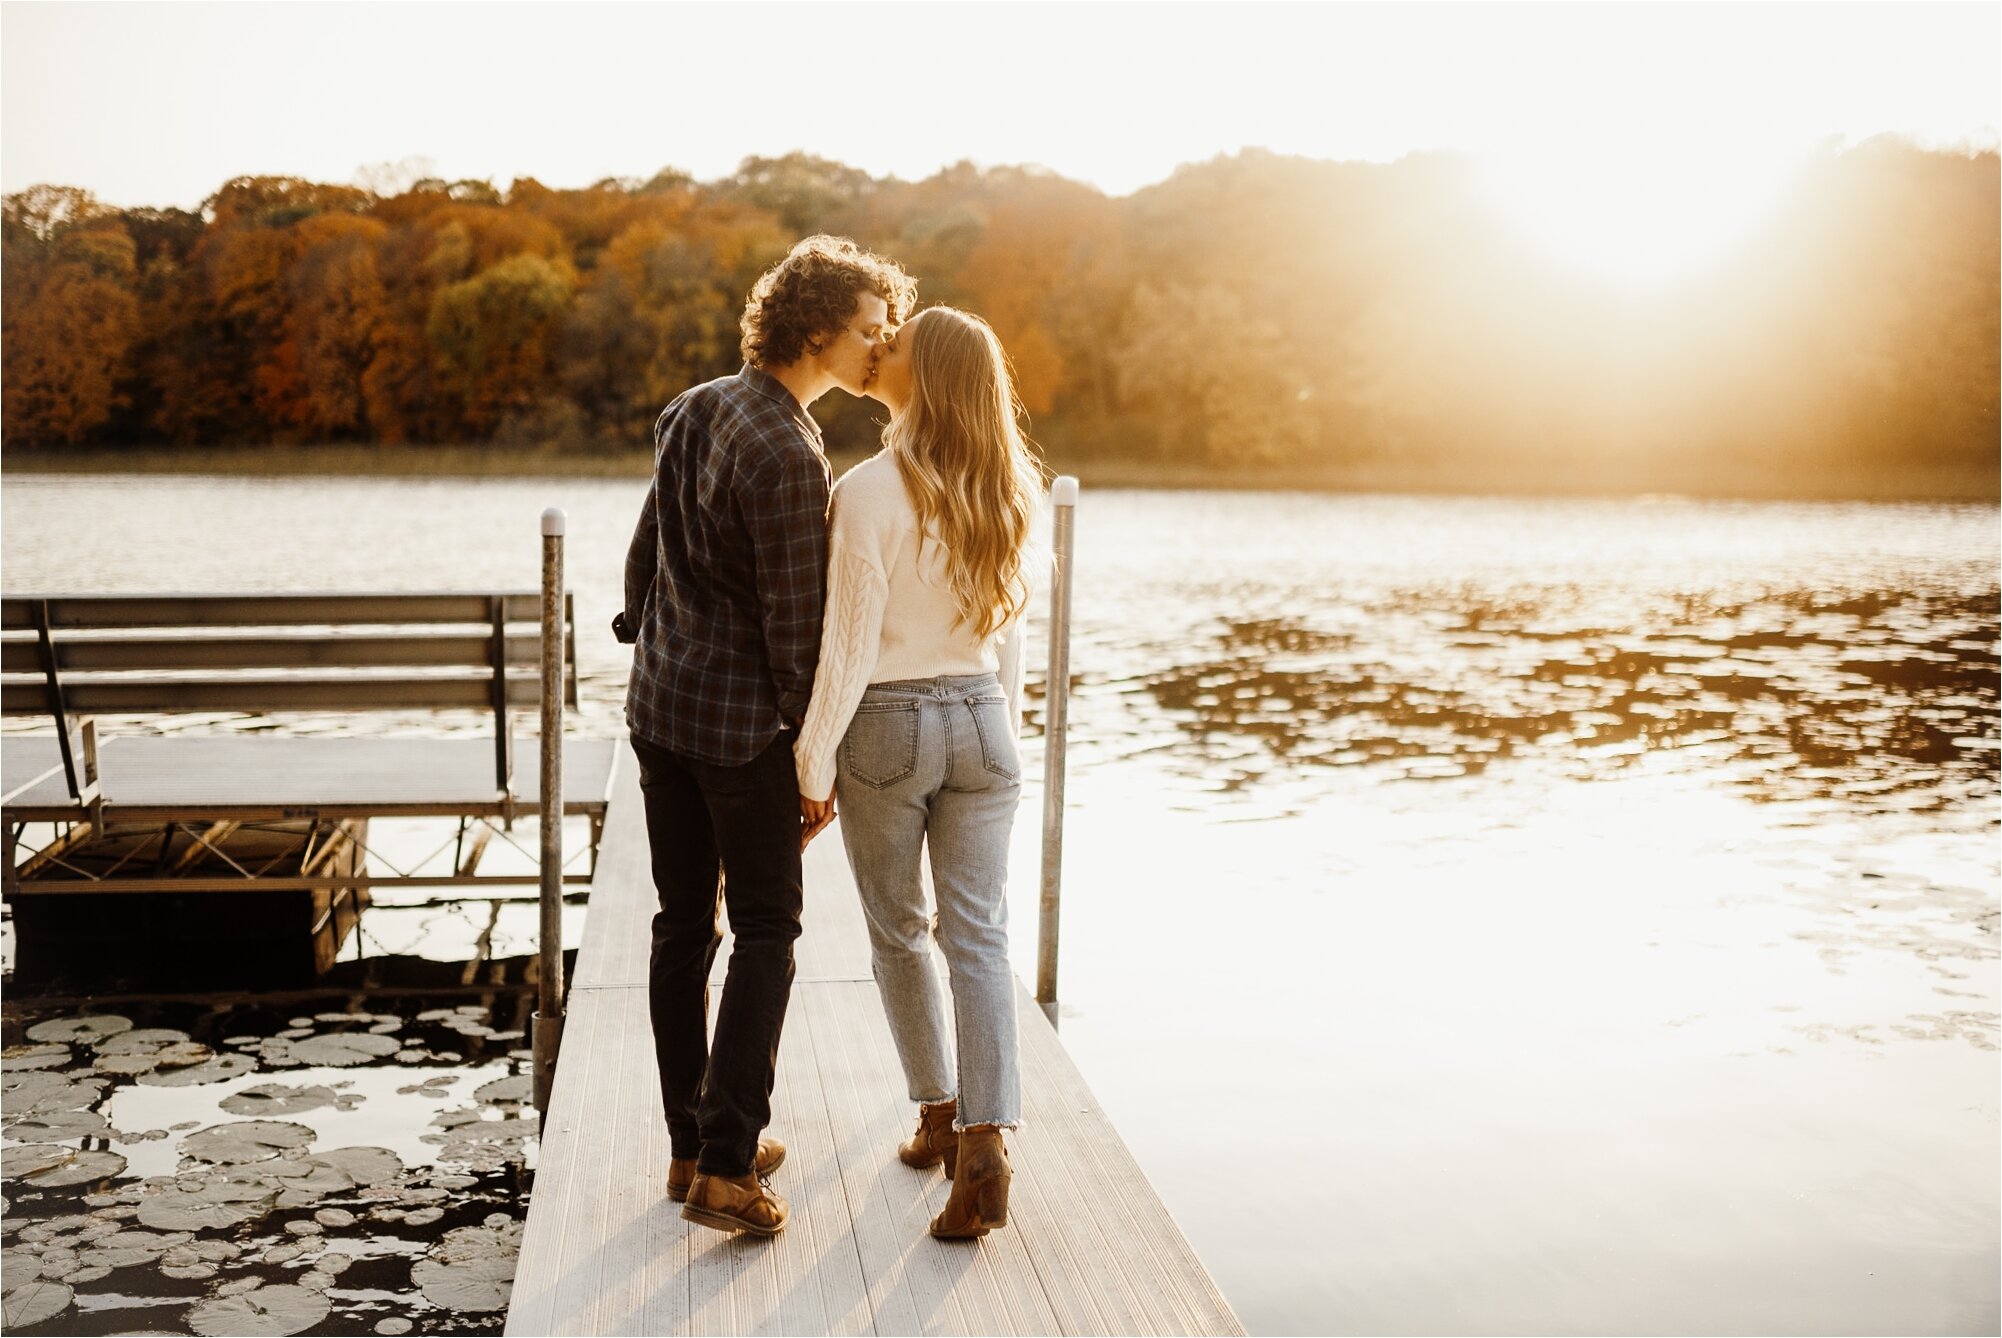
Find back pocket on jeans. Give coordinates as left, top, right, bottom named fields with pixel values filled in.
left=841, top=700, right=920, bottom=789
left=966, top=695, right=1022, bottom=781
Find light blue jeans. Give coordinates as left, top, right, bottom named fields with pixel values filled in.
left=835, top=673, right=1022, bottom=1130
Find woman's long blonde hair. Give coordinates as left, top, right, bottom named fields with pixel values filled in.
left=885, top=307, right=1046, bottom=640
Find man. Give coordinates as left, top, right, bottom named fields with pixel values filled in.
left=615, top=235, right=915, bottom=1235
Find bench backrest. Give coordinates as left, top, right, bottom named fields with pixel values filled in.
left=1, top=592, right=579, bottom=801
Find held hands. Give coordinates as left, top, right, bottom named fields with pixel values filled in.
left=799, top=793, right=835, bottom=850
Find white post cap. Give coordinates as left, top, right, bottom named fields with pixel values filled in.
left=541, top=507, right=566, bottom=536
left=1051, top=476, right=1080, bottom=506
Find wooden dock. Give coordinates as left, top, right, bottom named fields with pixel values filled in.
left=506, top=748, right=1243, bottom=1337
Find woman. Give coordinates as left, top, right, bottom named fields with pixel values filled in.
left=794, top=306, right=1043, bottom=1240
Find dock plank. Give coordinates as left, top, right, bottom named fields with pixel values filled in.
left=595, top=991, right=661, bottom=1336
left=546, top=985, right=619, bottom=1335
left=571, top=749, right=649, bottom=992
left=508, top=737, right=1243, bottom=1337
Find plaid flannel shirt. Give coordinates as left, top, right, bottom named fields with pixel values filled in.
left=618, top=364, right=832, bottom=765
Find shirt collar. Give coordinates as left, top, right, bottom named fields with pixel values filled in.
left=738, top=363, right=818, bottom=434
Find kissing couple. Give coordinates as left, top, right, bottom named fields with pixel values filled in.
left=615, top=235, right=1040, bottom=1241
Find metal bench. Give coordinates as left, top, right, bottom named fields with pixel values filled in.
left=0, top=592, right=614, bottom=904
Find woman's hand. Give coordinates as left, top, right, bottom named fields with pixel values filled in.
left=800, top=793, right=836, bottom=849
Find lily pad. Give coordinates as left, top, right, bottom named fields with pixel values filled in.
left=110, top=1127, right=170, bottom=1144
left=81, top=1245, right=159, bottom=1269
left=25, top=1016, right=132, bottom=1045
left=93, top=1229, right=191, bottom=1254
left=1, top=1072, right=107, bottom=1114
left=310, top=1145, right=402, bottom=1185
left=2, top=1143, right=75, bottom=1179
left=135, top=1054, right=254, bottom=1087
left=197, top=1165, right=283, bottom=1202
left=134, top=1189, right=270, bottom=1232
left=285, top=1033, right=400, bottom=1066
left=259, top=1160, right=354, bottom=1208
left=443, top=1115, right=537, bottom=1143
left=220, top=1084, right=338, bottom=1118
left=313, top=1208, right=357, bottom=1228
left=435, top=1143, right=513, bottom=1171
left=1, top=1044, right=70, bottom=1071
left=412, top=1255, right=514, bottom=1311
left=3, top=1110, right=108, bottom=1140
left=435, top=1218, right=523, bottom=1261
left=473, top=1075, right=531, bottom=1104
left=0, top=1249, right=44, bottom=1283
left=26, top=1148, right=128, bottom=1188
left=187, top=1283, right=330, bottom=1337
left=180, top=1121, right=315, bottom=1165
left=161, top=1261, right=218, bottom=1280
left=2, top=1279, right=74, bottom=1327
left=94, top=1053, right=162, bottom=1076
left=153, top=1042, right=216, bottom=1068
left=160, top=1241, right=240, bottom=1267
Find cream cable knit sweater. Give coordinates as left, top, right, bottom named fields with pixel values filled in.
left=794, top=450, right=1028, bottom=801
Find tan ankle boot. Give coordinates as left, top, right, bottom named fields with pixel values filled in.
left=666, top=1137, right=785, bottom=1202
left=680, top=1171, right=789, bottom=1236
left=898, top=1099, right=959, bottom=1177
left=928, top=1124, right=1010, bottom=1238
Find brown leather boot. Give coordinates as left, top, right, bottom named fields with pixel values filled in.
left=680, top=1171, right=789, bottom=1236
left=665, top=1137, right=785, bottom=1202
left=928, top=1124, right=1010, bottom=1239
left=898, top=1099, right=959, bottom=1177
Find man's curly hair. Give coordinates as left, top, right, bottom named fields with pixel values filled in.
left=740, top=235, right=917, bottom=369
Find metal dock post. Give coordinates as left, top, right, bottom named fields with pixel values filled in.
left=533, top=507, right=566, bottom=1112
left=1037, top=475, right=1078, bottom=1026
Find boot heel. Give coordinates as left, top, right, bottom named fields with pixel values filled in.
left=977, top=1175, right=1010, bottom=1228
left=941, top=1141, right=959, bottom=1180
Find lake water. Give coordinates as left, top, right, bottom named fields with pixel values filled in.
left=3, top=475, right=1997, bottom=1335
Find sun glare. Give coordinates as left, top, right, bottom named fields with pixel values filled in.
left=1478, top=142, right=1803, bottom=289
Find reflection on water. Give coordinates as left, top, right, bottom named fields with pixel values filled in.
left=2, top=478, right=1997, bottom=1334
left=1135, top=588, right=1997, bottom=807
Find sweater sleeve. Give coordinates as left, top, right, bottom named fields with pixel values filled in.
left=794, top=479, right=895, bottom=801
left=995, top=612, right=1027, bottom=737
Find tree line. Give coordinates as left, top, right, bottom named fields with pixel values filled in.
left=3, top=144, right=1995, bottom=488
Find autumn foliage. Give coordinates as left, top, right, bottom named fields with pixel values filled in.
left=2, top=147, right=1996, bottom=491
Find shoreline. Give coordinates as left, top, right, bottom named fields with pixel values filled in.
left=3, top=445, right=1995, bottom=504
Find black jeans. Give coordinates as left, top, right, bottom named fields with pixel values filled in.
left=631, top=730, right=802, bottom=1178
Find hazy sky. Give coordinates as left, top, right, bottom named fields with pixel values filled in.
left=3, top=1, right=1996, bottom=209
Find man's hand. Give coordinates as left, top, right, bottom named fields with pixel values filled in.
left=800, top=794, right=835, bottom=849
